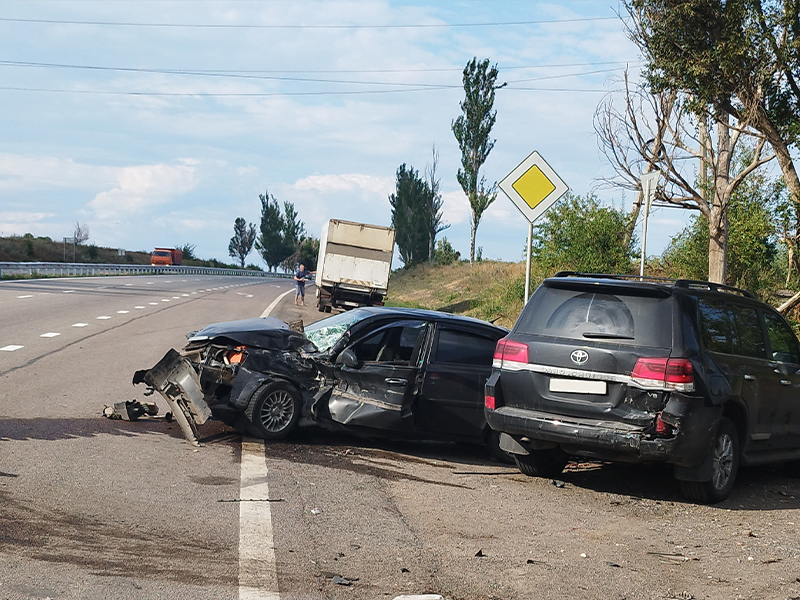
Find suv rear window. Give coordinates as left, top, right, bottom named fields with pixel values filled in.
left=515, top=284, right=671, bottom=347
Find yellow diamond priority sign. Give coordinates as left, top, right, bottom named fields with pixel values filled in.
left=499, top=151, right=568, bottom=223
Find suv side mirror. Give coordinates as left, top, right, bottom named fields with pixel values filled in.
left=336, top=348, right=359, bottom=369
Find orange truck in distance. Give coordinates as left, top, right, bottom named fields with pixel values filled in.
left=151, top=248, right=183, bottom=266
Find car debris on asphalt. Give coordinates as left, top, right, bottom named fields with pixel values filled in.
left=102, top=400, right=159, bottom=421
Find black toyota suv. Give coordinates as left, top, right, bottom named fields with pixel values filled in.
left=484, top=272, right=800, bottom=503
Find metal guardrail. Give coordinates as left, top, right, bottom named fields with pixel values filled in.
left=0, top=261, right=292, bottom=279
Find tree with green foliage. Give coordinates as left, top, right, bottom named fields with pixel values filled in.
left=228, top=217, right=257, bottom=268
left=452, top=57, right=502, bottom=264
left=280, top=201, right=307, bottom=271
left=531, top=193, right=634, bottom=275
left=179, top=243, right=197, bottom=260
left=389, top=163, right=431, bottom=265
left=296, top=236, right=320, bottom=271
left=660, top=164, right=782, bottom=296
left=626, top=0, right=800, bottom=278
left=433, top=237, right=461, bottom=265
left=255, top=191, right=286, bottom=272
left=424, top=145, right=449, bottom=263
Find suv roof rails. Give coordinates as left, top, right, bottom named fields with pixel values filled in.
left=551, top=272, right=756, bottom=299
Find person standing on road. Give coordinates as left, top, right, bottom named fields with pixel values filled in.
left=294, top=263, right=315, bottom=306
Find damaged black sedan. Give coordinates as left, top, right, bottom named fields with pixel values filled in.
left=134, top=307, right=509, bottom=459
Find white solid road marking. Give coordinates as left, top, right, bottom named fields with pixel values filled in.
left=97, top=316, right=111, bottom=320
left=239, top=288, right=296, bottom=600
left=73, top=323, right=88, bottom=327
left=17, top=295, right=33, bottom=299
left=259, top=289, right=294, bottom=318
left=239, top=439, right=280, bottom=600
left=117, top=310, right=130, bottom=314
left=40, top=332, right=60, bottom=338
left=0, top=345, right=23, bottom=351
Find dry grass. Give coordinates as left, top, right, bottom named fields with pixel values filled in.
left=386, top=261, right=529, bottom=329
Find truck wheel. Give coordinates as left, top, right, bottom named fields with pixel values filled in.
left=678, top=418, right=739, bottom=504
left=514, top=448, right=568, bottom=478
left=324, top=305, right=332, bottom=313
left=245, top=381, right=301, bottom=440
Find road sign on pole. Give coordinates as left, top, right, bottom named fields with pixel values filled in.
left=499, top=151, right=569, bottom=302
left=639, top=170, right=661, bottom=277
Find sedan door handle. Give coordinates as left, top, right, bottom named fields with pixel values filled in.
left=384, top=378, right=407, bottom=385
left=743, top=374, right=755, bottom=381
left=781, top=379, right=792, bottom=386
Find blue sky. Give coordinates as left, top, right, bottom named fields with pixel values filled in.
left=0, top=0, right=693, bottom=266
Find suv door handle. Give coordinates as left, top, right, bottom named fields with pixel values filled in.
left=743, top=374, right=755, bottom=381
left=385, top=378, right=407, bottom=385
left=781, top=379, right=792, bottom=386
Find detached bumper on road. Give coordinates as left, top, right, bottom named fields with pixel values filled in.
left=133, top=349, right=211, bottom=445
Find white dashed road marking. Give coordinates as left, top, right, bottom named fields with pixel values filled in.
left=161, top=299, right=170, bottom=302
left=172, top=296, right=180, bottom=299
left=135, top=306, right=145, bottom=309
left=0, top=345, right=23, bottom=352
left=17, top=295, right=33, bottom=299
left=97, top=316, right=111, bottom=320
left=40, top=332, right=60, bottom=338
left=117, top=310, right=129, bottom=314
left=62, top=290, right=75, bottom=293
left=73, top=323, right=88, bottom=327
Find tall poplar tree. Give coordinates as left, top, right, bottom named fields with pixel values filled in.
left=452, top=57, right=501, bottom=264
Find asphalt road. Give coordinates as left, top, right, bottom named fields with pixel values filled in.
left=0, top=274, right=286, bottom=600
left=3, top=274, right=800, bottom=600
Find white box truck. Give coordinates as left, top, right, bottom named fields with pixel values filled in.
left=315, top=219, right=395, bottom=312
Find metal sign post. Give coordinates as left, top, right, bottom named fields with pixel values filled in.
left=639, top=171, right=660, bottom=278
left=499, top=151, right=569, bottom=303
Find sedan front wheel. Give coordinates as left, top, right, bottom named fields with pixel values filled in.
left=246, top=381, right=302, bottom=440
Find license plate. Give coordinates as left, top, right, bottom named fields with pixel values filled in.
left=549, top=378, right=607, bottom=395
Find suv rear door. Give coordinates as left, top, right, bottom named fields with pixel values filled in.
left=696, top=297, right=779, bottom=449
left=501, top=281, right=674, bottom=425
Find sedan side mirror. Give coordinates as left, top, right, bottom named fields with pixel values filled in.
left=336, top=348, right=359, bottom=369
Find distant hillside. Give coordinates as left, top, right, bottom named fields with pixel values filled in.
left=0, top=235, right=151, bottom=264
left=387, top=261, right=528, bottom=329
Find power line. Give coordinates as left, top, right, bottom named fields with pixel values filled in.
left=0, top=59, right=639, bottom=75
left=0, top=60, right=632, bottom=87
left=0, top=84, right=616, bottom=96
left=0, top=15, right=619, bottom=29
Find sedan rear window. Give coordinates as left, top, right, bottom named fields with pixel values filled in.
left=515, top=285, right=671, bottom=347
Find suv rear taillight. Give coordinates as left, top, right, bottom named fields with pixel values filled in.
left=493, top=338, right=529, bottom=369
left=631, top=357, right=694, bottom=392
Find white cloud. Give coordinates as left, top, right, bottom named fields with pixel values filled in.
left=88, top=163, right=199, bottom=220
left=293, top=173, right=393, bottom=195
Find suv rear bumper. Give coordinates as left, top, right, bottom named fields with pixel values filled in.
left=485, top=404, right=720, bottom=466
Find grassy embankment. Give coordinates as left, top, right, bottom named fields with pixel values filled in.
left=386, top=261, right=529, bottom=329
